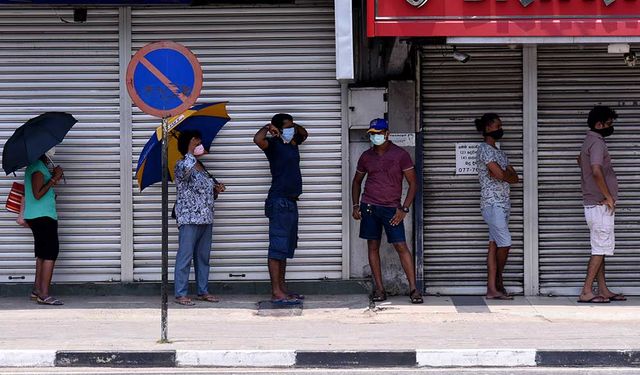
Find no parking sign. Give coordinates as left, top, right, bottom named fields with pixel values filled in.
left=126, top=41, right=202, bottom=118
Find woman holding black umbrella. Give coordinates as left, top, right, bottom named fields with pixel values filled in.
left=24, top=149, right=64, bottom=305
left=2, top=112, right=76, bottom=305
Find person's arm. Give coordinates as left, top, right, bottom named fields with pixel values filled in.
left=291, top=123, right=308, bottom=146
left=351, top=171, right=365, bottom=220
left=592, top=164, right=615, bottom=213
left=31, top=169, right=61, bottom=200
left=505, top=165, right=519, bottom=184
left=487, top=162, right=518, bottom=184
left=588, top=142, right=615, bottom=213
left=401, top=168, right=418, bottom=210
left=254, top=123, right=280, bottom=150
left=389, top=168, right=418, bottom=226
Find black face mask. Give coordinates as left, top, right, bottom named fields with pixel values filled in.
left=593, top=126, right=614, bottom=138
left=484, top=129, right=504, bottom=140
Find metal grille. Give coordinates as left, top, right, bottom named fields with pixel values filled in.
left=421, top=45, right=524, bottom=295
left=538, top=44, right=640, bottom=296
left=130, top=4, right=343, bottom=281
left=0, top=8, right=121, bottom=282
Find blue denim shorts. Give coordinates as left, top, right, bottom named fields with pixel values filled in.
left=359, top=203, right=406, bottom=244
left=265, top=197, right=298, bottom=260
left=481, top=205, right=512, bottom=248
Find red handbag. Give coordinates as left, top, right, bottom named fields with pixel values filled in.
left=6, top=182, right=24, bottom=214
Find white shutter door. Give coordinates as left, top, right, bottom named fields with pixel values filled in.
left=538, top=44, right=640, bottom=296
left=0, top=8, right=121, bottom=282
left=130, top=4, right=343, bottom=281
left=421, top=45, right=524, bottom=295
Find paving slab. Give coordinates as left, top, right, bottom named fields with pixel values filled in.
left=1, top=295, right=639, bottom=352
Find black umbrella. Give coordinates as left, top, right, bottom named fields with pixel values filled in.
left=2, top=112, right=77, bottom=175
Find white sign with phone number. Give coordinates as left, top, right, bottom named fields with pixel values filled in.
left=456, top=142, right=479, bottom=175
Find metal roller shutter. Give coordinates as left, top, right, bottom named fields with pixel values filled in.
left=537, top=44, right=640, bottom=296
left=130, top=4, right=343, bottom=281
left=421, top=45, right=524, bottom=295
left=0, top=8, right=122, bottom=282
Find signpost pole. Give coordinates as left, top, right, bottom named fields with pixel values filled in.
left=125, top=41, right=203, bottom=343
left=160, top=116, right=169, bottom=343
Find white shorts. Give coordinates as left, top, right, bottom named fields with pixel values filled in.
left=584, top=205, right=615, bottom=256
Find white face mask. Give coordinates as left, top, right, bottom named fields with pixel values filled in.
left=45, top=147, right=56, bottom=160
left=370, top=134, right=386, bottom=146
left=193, top=144, right=205, bottom=156
left=281, top=127, right=295, bottom=143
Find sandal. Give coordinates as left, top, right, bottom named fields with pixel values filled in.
left=271, top=298, right=302, bottom=306
left=577, top=296, right=610, bottom=304
left=287, top=292, right=305, bottom=300
left=409, top=289, right=424, bottom=304
left=175, top=297, right=195, bottom=306
left=36, top=296, right=63, bottom=306
left=30, top=289, right=40, bottom=301
left=608, top=293, right=627, bottom=302
left=197, top=294, right=219, bottom=303
left=486, top=294, right=514, bottom=300
left=371, top=290, right=387, bottom=302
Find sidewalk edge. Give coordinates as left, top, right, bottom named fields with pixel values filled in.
left=2, top=349, right=640, bottom=368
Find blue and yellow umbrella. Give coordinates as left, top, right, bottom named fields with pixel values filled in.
left=135, top=102, right=230, bottom=191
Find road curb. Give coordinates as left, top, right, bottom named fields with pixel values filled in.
left=1, top=349, right=640, bottom=368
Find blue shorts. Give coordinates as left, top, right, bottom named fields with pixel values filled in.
left=265, top=197, right=298, bottom=260
left=359, top=203, right=406, bottom=244
left=481, top=205, right=512, bottom=248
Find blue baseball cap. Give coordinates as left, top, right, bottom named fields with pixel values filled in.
left=368, top=118, right=389, bottom=133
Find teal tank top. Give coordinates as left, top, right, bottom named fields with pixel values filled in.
left=24, top=160, right=57, bottom=220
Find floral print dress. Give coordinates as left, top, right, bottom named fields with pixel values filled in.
left=174, top=153, right=215, bottom=226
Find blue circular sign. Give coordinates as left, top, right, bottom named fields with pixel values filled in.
left=126, top=41, right=203, bottom=118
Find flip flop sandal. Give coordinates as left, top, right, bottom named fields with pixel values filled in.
left=271, top=298, right=302, bottom=306
left=608, top=293, right=627, bottom=302
left=577, top=296, right=610, bottom=304
left=197, top=294, right=220, bottom=303
left=30, top=290, right=39, bottom=300
left=287, top=293, right=305, bottom=300
left=486, top=294, right=514, bottom=300
left=36, top=296, right=63, bottom=306
left=175, top=298, right=195, bottom=306
left=370, top=290, right=387, bottom=302
left=409, top=289, right=424, bottom=304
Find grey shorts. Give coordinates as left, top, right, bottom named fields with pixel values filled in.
left=481, top=205, right=512, bottom=248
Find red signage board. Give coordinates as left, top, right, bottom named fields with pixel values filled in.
left=368, top=0, right=640, bottom=37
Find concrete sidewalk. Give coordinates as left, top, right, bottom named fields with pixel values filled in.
left=1, top=294, right=639, bottom=367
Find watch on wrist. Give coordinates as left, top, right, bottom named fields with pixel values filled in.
left=400, top=206, right=410, bottom=213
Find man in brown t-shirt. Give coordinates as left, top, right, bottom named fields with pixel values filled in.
left=351, top=118, right=422, bottom=304
left=577, top=106, right=626, bottom=303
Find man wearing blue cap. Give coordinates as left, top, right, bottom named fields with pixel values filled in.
left=352, top=118, right=423, bottom=304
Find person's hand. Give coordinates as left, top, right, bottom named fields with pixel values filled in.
left=187, top=138, right=200, bottom=154
left=600, top=195, right=616, bottom=215
left=352, top=205, right=361, bottom=220
left=52, top=166, right=63, bottom=183
left=389, top=209, right=406, bottom=226
left=267, top=123, right=281, bottom=137
left=214, top=183, right=226, bottom=194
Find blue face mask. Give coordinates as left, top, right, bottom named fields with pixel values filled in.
left=370, top=134, right=386, bottom=146
left=282, top=127, right=295, bottom=143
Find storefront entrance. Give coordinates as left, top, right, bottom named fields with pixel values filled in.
left=421, top=44, right=640, bottom=296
